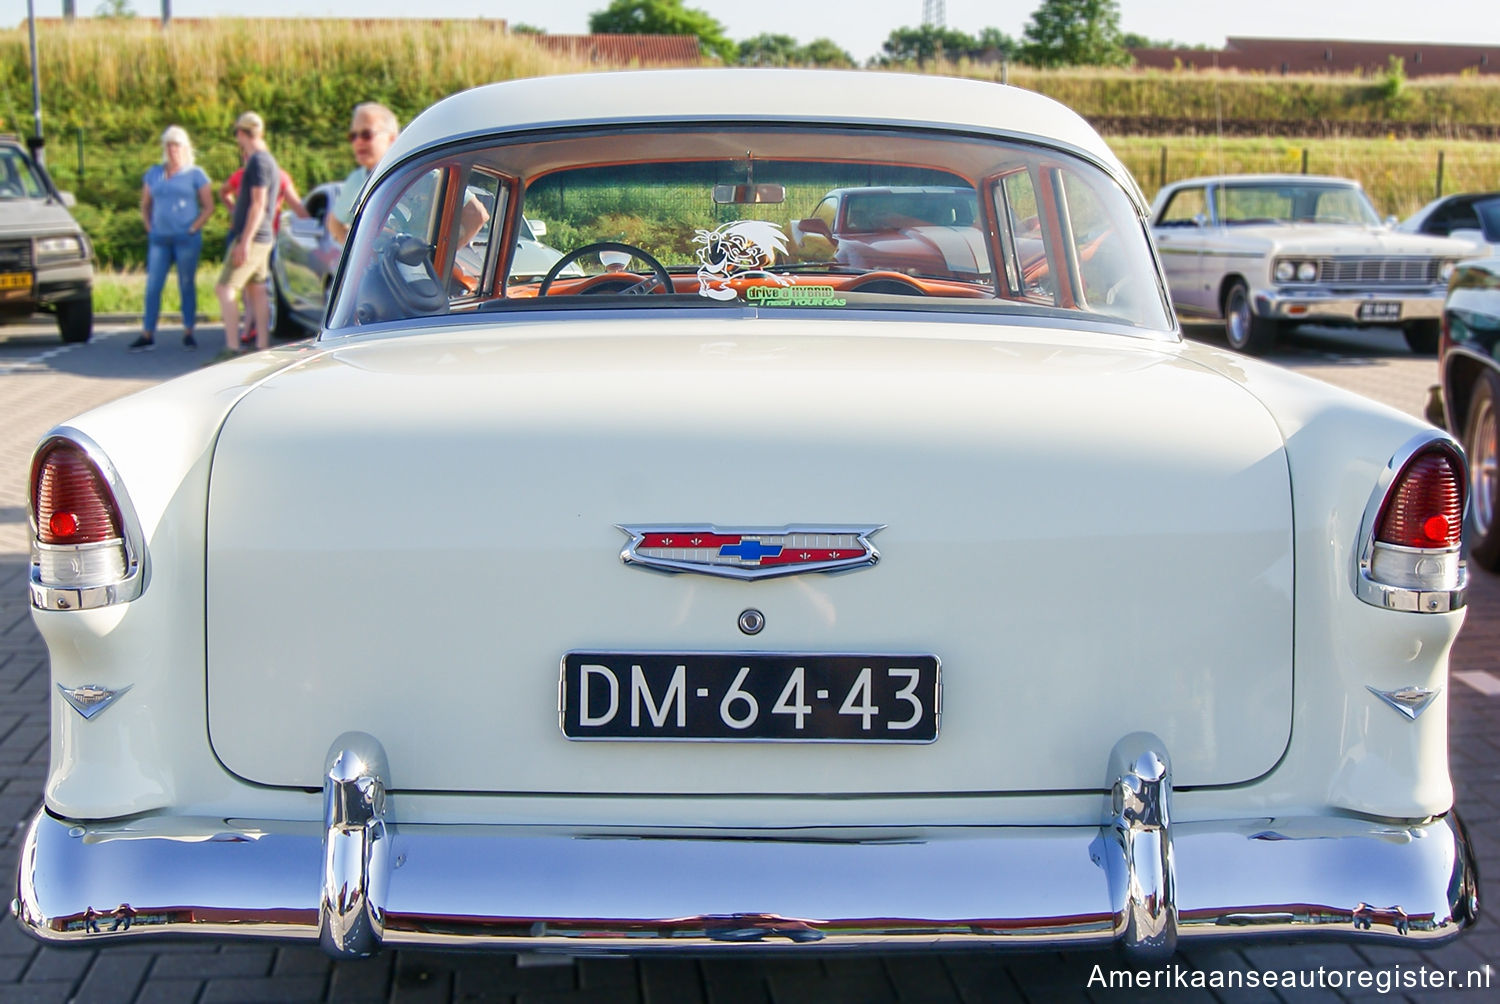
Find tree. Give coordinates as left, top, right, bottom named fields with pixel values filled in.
left=588, top=0, right=735, bottom=63
left=510, top=23, right=547, bottom=35
left=1018, top=0, right=1131, bottom=68
left=737, top=34, right=855, bottom=68
left=976, top=27, right=1018, bottom=59
left=799, top=38, right=855, bottom=68
left=94, top=0, right=135, bottom=17
left=738, top=33, right=801, bottom=67
left=878, top=24, right=982, bottom=66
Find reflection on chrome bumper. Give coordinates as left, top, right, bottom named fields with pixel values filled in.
left=1254, top=289, right=1445, bottom=323
left=13, top=734, right=1479, bottom=959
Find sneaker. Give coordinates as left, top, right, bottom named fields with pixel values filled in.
left=127, top=335, right=155, bottom=352
left=182, top=332, right=198, bottom=351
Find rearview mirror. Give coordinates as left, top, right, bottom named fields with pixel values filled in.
left=713, top=183, right=786, bottom=205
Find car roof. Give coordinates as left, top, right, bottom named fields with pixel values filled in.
left=378, top=69, right=1127, bottom=190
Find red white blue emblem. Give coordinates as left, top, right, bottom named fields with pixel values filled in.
left=618, top=525, right=883, bottom=580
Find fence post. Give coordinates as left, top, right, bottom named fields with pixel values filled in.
left=1436, top=150, right=1445, bottom=199
left=75, top=127, right=83, bottom=187
left=1301, top=149, right=1309, bottom=175
left=1159, top=146, right=1167, bottom=189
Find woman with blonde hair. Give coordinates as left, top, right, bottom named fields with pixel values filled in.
left=131, top=125, right=214, bottom=351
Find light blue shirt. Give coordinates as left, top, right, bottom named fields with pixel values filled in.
left=331, top=165, right=370, bottom=227
left=144, top=164, right=209, bottom=238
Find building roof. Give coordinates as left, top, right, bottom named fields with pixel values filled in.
left=527, top=34, right=705, bottom=66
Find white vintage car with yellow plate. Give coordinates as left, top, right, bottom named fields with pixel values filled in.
left=16, top=71, right=1478, bottom=960
left=1152, top=174, right=1474, bottom=355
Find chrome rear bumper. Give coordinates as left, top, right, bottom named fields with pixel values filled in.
left=13, top=733, right=1479, bottom=959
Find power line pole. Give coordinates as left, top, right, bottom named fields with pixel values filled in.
left=922, top=0, right=945, bottom=28
left=162, top=1, right=171, bottom=28
left=26, top=0, right=44, bottom=165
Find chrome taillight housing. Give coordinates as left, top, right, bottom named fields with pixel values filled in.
left=28, top=430, right=147, bottom=611
left=1355, top=434, right=1467, bottom=612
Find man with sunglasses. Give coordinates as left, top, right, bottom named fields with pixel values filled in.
left=214, top=112, right=281, bottom=353
left=328, top=103, right=488, bottom=250
left=328, top=104, right=400, bottom=246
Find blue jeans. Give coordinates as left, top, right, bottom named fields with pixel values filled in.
left=143, top=231, right=203, bottom=335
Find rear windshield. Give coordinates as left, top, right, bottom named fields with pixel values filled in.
left=328, top=125, right=1171, bottom=333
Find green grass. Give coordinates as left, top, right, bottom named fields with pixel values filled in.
left=92, top=266, right=221, bottom=322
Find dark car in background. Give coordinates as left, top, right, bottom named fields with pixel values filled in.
left=1399, top=191, right=1500, bottom=259
left=0, top=135, right=93, bottom=343
left=1440, top=255, right=1500, bottom=569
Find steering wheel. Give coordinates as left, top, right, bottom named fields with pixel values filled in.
left=538, top=241, right=672, bottom=297
left=354, top=234, right=447, bottom=324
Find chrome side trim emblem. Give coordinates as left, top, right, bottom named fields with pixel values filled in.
left=619, top=525, right=883, bottom=580
left=1366, top=685, right=1441, bottom=721
left=56, top=684, right=132, bottom=720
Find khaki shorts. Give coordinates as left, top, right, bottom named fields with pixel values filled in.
left=217, top=240, right=274, bottom=291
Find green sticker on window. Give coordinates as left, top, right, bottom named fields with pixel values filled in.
left=746, top=285, right=847, bottom=307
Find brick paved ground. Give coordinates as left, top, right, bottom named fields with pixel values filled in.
left=0, top=321, right=1495, bottom=1002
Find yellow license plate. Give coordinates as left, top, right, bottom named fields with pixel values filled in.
left=0, top=272, right=33, bottom=292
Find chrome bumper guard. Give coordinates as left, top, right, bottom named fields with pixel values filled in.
left=13, top=733, right=1479, bottom=959
left=1254, top=288, right=1445, bottom=323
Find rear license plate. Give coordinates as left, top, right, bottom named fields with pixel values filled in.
left=0, top=272, right=32, bottom=299
left=1358, top=301, right=1401, bottom=321
left=561, top=652, right=941, bottom=742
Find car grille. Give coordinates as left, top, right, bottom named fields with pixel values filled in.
left=0, top=240, right=32, bottom=271
left=1317, top=257, right=1442, bottom=286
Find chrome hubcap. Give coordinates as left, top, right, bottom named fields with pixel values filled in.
left=1226, top=290, right=1249, bottom=347
left=1473, top=397, right=1498, bottom=537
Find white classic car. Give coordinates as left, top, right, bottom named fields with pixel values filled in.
left=1152, top=174, right=1475, bottom=354
left=17, top=71, right=1478, bottom=961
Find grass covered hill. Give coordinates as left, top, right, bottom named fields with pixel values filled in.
left=5, top=19, right=1500, bottom=267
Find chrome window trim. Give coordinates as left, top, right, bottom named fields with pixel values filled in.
left=1352, top=429, right=1467, bottom=613
left=28, top=426, right=150, bottom=612
left=328, top=120, right=1175, bottom=337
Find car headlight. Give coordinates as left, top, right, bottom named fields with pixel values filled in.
left=1274, top=260, right=1295, bottom=282
left=35, top=235, right=84, bottom=264
left=1441, top=261, right=1456, bottom=281
left=1297, top=261, right=1318, bottom=282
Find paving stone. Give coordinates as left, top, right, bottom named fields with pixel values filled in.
left=200, top=975, right=329, bottom=1002
left=149, top=947, right=275, bottom=980
left=327, top=954, right=394, bottom=1002
left=131, top=980, right=206, bottom=1004
left=70, top=951, right=152, bottom=1003
left=640, top=957, right=705, bottom=1004
left=20, top=945, right=93, bottom=982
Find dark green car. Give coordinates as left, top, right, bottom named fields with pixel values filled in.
left=0, top=135, right=93, bottom=343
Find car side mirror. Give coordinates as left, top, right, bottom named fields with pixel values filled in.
left=1385, top=215, right=1398, bottom=227
left=527, top=218, right=547, bottom=237
left=1192, top=213, right=1208, bottom=228
left=797, top=218, right=834, bottom=241
left=58, top=191, right=76, bottom=208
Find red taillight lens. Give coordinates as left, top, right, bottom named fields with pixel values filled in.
left=31, top=441, right=122, bottom=545
left=1376, top=447, right=1465, bottom=549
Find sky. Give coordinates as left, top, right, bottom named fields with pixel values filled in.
left=4, top=1, right=1498, bottom=64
